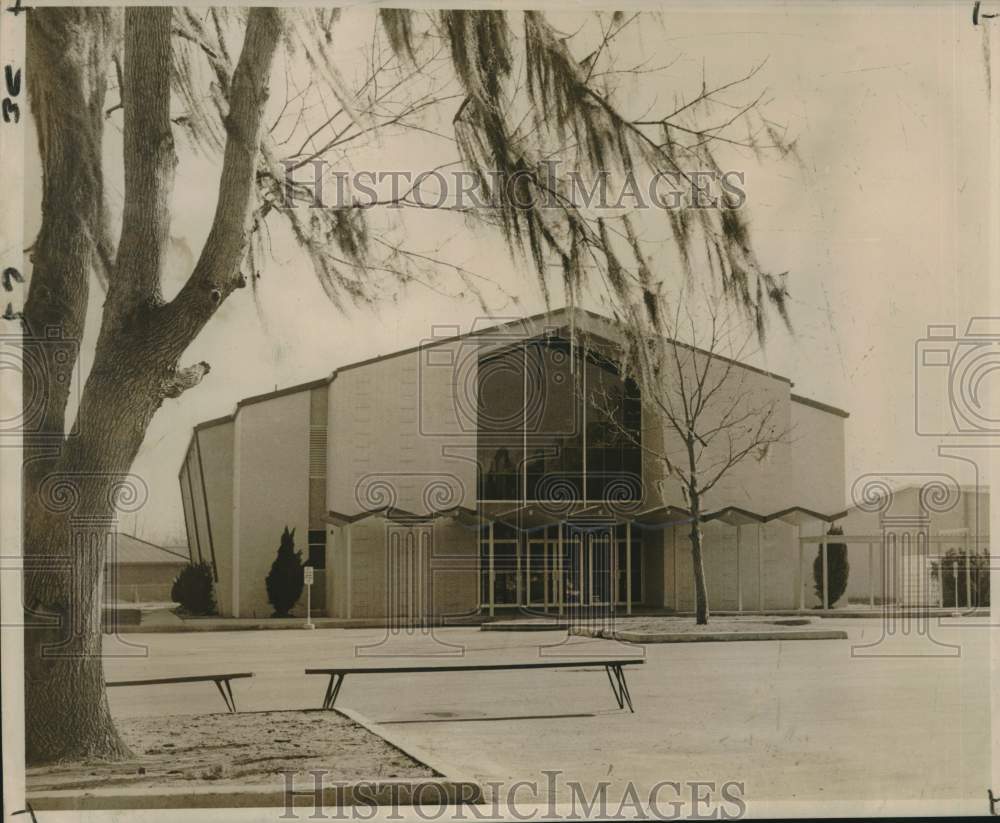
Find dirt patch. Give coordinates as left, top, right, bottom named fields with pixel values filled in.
left=27, top=710, right=435, bottom=793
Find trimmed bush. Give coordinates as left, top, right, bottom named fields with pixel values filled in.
left=266, top=526, right=304, bottom=617
left=171, top=562, right=216, bottom=615
left=932, top=549, right=991, bottom=608
left=813, top=525, right=849, bottom=607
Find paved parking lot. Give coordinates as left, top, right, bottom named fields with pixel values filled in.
left=103, top=616, right=991, bottom=814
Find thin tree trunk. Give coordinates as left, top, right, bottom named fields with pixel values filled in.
left=682, top=436, right=711, bottom=625
left=689, top=512, right=710, bottom=625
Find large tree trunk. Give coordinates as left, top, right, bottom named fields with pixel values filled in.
left=23, top=342, right=178, bottom=763
left=24, top=478, right=139, bottom=764
left=21, top=6, right=130, bottom=766
left=22, top=6, right=282, bottom=766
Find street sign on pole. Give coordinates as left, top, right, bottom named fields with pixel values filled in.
left=304, top=566, right=315, bottom=629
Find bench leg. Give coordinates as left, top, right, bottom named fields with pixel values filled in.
left=605, top=665, right=635, bottom=713
left=213, top=678, right=237, bottom=713
left=615, top=665, right=634, bottom=713
left=322, top=674, right=345, bottom=710
left=605, top=665, right=624, bottom=709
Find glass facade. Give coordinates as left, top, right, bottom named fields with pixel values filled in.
left=477, top=345, right=525, bottom=501
left=477, top=337, right=642, bottom=503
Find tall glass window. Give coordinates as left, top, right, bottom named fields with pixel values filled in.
left=526, top=338, right=583, bottom=500
left=584, top=351, right=642, bottom=500
left=477, top=345, right=525, bottom=500
left=477, top=336, right=642, bottom=503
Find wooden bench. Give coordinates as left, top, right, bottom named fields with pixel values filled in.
left=106, top=672, right=253, bottom=713
left=306, top=659, right=643, bottom=713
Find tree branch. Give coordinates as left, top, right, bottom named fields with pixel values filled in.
left=161, top=7, right=283, bottom=349
left=23, top=8, right=114, bottom=478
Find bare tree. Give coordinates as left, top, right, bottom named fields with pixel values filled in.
left=20, top=7, right=790, bottom=764
left=592, top=294, right=789, bottom=624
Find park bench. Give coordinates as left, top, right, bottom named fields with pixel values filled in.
left=306, top=659, right=644, bottom=714
left=106, top=672, right=253, bottom=713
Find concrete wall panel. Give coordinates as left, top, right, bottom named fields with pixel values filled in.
left=233, top=391, right=311, bottom=618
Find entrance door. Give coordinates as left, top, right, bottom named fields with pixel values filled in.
left=588, top=531, right=614, bottom=605
left=522, top=527, right=624, bottom=610
left=560, top=528, right=614, bottom=607
left=525, top=538, right=549, bottom=608
left=524, top=537, right=571, bottom=609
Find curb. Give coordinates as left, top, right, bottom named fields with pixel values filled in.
left=106, top=617, right=490, bottom=634
left=28, top=778, right=483, bottom=811
left=570, top=627, right=848, bottom=643
left=481, top=621, right=568, bottom=632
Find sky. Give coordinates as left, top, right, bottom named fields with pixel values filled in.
left=23, top=2, right=994, bottom=545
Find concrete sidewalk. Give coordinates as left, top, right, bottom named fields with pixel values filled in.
left=105, top=609, right=490, bottom=633
left=106, top=605, right=990, bottom=633
left=99, top=616, right=990, bottom=814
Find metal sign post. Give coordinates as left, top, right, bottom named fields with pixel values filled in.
left=304, top=566, right=315, bottom=629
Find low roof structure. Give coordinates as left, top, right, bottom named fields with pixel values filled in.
left=110, top=534, right=189, bottom=565
left=324, top=506, right=479, bottom=528
left=324, top=502, right=848, bottom=532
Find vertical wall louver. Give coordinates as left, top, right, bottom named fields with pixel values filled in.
left=309, top=425, right=328, bottom=478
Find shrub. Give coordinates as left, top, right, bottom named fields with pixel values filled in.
left=931, top=549, right=991, bottom=608
left=266, top=526, right=304, bottom=617
left=813, top=525, right=849, bottom=607
left=171, top=562, right=216, bottom=615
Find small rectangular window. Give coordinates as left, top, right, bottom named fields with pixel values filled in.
left=307, top=529, right=326, bottom=569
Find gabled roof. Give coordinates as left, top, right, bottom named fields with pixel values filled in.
left=110, top=534, right=189, bottom=565
left=184, top=306, right=849, bottom=460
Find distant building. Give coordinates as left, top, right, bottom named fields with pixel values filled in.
left=102, top=533, right=189, bottom=604
left=180, top=308, right=849, bottom=619
left=832, top=484, right=990, bottom=609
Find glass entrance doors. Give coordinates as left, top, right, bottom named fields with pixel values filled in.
left=482, top=523, right=642, bottom=612
left=561, top=531, right=614, bottom=606
left=523, top=529, right=620, bottom=609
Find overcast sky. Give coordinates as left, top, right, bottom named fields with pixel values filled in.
left=25, top=2, right=992, bottom=544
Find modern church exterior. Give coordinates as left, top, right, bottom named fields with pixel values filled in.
left=179, top=308, right=850, bottom=620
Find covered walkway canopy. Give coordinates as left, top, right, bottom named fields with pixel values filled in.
left=476, top=501, right=847, bottom=529
left=325, top=505, right=479, bottom=528
left=325, top=501, right=849, bottom=616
